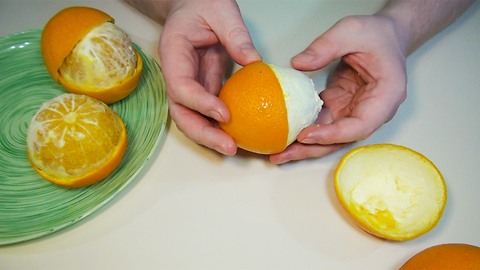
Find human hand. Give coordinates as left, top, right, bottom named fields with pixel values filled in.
left=270, top=15, right=408, bottom=164
left=159, top=0, right=262, bottom=155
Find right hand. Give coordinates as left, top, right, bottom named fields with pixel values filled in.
left=159, top=0, right=262, bottom=155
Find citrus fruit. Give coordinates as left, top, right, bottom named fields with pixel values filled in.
left=27, top=93, right=127, bottom=188
left=41, top=6, right=143, bottom=104
left=399, top=243, right=480, bottom=269
left=218, top=61, right=323, bottom=154
left=334, top=144, right=446, bottom=241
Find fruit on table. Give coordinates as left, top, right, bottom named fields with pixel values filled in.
left=334, top=144, right=446, bottom=241
left=218, top=61, right=323, bottom=154
left=41, top=6, right=143, bottom=104
left=27, top=93, right=127, bottom=188
left=399, top=243, right=480, bottom=269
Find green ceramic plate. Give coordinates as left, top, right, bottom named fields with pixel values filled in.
left=0, top=29, right=168, bottom=245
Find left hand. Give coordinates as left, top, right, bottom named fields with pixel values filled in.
left=270, top=15, right=408, bottom=164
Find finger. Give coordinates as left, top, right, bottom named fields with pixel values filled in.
left=297, top=117, right=374, bottom=145
left=270, top=142, right=348, bottom=165
left=169, top=99, right=237, bottom=155
left=198, top=43, right=229, bottom=95
left=297, top=81, right=403, bottom=145
left=205, top=0, right=262, bottom=65
left=159, top=29, right=230, bottom=124
left=291, top=17, right=361, bottom=71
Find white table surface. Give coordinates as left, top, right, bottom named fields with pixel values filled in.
left=1, top=0, right=480, bottom=269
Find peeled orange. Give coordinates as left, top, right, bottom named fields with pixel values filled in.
left=41, top=6, right=143, bottom=104
left=218, top=61, right=323, bottom=154
left=334, top=144, right=446, bottom=241
left=27, top=93, right=127, bottom=188
left=399, top=243, right=480, bottom=269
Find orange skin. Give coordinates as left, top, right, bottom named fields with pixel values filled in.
left=334, top=144, right=446, bottom=241
left=399, top=244, right=480, bottom=270
left=41, top=6, right=142, bottom=104
left=218, top=62, right=289, bottom=154
left=41, top=6, right=114, bottom=82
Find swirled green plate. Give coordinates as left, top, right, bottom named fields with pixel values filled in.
left=0, top=29, right=168, bottom=245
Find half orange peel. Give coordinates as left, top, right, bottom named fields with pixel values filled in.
left=41, top=6, right=143, bottom=104
left=41, top=6, right=114, bottom=82
left=334, top=144, right=447, bottom=241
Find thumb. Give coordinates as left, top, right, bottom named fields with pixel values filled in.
left=207, top=1, right=262, bottom=66
left=291, top=19, right=354, bottom=71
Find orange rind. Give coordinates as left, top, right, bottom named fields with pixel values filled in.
left=334, top=144, right=447, bottom=241
left=399, top=243, right=480, bottom=269
left=218, top=62, right=323, bottom=154
left=41, top=6, right=142, bottom=104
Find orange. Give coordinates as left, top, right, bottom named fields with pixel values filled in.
left=399, top=243, right=480, bottom=269
left=27, top=93, right=127, bottom=188
left=218, top=62, right=323, bottom=154
left=41, top=6, right=143, bottom=104
left=334, top=144, right=446, bottom=241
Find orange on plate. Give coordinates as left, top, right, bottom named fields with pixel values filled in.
left=334, top=144, right=446, bottom=241
left=41, top=6, right=143, bottom=104
left=218, top=61, right=323, bottom=154
left=27, top=93, right=127, bottom=188
left=399, top=243, right=480, bottom=269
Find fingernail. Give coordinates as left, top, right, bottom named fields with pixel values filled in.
left=300, top=136, right=318, bottom=144
left=275, top=159, right=290, bottom=165
left=293, top=50, right=315, bottom=63
left=208, top=110, right=224, bottom=122
left=214, top=146, right=228, bottom=155
left=241, top=44, right=262, bottom=61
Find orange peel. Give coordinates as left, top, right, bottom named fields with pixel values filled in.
left=334, top=144, right=447, bottom=241
left=41, top=6, right=142, bottom=104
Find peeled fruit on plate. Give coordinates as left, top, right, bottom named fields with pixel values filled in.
left=399, top=243, right=480, bottom=269
left=218, top=61, right=323, bottom=154
left=334, top=144, right=446, bottom=241
left=27, top=93, right=127, bottom=188
left=41, top=6, right=143, bottom=104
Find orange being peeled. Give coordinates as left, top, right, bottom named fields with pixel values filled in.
left=218, top=61, right=323, bottom=154
left=41, top=6, right=143, bottom=104
left=334, top=144, right=446, bottom=241
left=399, top=243, right=480, bottom=269
left=27, top=93, right=127, bottom=188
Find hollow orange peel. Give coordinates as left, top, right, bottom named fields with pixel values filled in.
left=334, top=144, right=447, bottom=241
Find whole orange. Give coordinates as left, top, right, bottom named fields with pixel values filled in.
left=41, top=6, right=143, bottom=104
left=27, top=93, right=127, bottom=188
left=218, top=62, right=323, bottom=154
left=399, top=243, right=480, bottom=269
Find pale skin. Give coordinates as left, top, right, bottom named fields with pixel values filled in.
left=125, top=0, right=475, bottom=164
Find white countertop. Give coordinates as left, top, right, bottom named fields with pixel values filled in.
left=1, top=0, right=480, bottom=269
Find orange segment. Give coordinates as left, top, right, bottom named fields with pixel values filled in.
left=58, top=45, right=143, bottom=104
left=219, top=62, right=289, bottom=154
left=27, top=93, right=127, bottom=188
left=41, top=6, right=114, bottom=82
